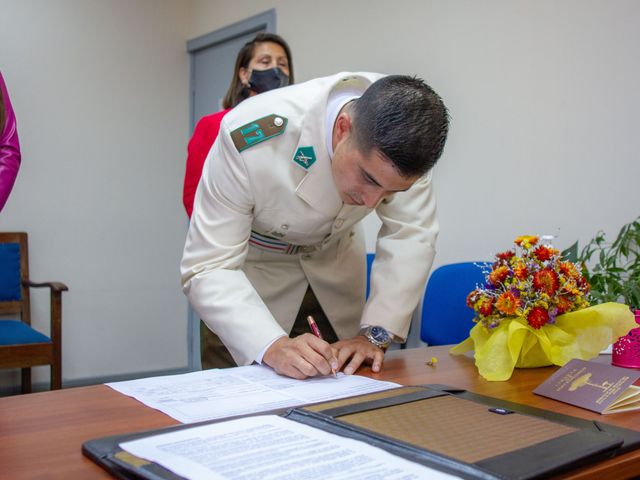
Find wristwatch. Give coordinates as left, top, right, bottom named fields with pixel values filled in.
left=359, top=326, right=392, bottom=351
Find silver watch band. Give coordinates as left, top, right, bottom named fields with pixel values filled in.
left=359, top=326, right=399, bottom=343
left=359, top=325, right=392, bottom=351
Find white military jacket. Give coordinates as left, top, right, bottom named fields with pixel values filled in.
left=181, top=72, right=439, bottom=366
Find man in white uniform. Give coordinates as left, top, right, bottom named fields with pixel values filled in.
left=181, top=72, right=449, bottom=379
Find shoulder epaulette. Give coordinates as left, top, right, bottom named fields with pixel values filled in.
left=230, top=114, right=287, bottom=152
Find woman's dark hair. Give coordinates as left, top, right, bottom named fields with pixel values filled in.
left=0, top=87, right=5, bottom=133
left=222, top=33, right=294, bottom=109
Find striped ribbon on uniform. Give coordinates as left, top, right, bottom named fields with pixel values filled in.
left=249, top=230, right=301, bottom=255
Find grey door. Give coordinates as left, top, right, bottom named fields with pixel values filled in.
left=185, top=10, right=277, bottom=370
left=191, top=34, right=255, bottom=122
left=188, top=9, right=277, bottom=130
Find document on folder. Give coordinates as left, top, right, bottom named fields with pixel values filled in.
left=107, top=365, right=400, bottom=423
left=119, top=415, right=460, bottom=480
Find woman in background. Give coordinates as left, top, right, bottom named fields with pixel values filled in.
left=182, top=33, right=294, bottom=217
left=0, top=71, right=21, bottom=212
left=182, top=33, right=294, bottom=369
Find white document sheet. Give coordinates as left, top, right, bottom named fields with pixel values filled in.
left=120, top=415, right=460, bottom=480
left=107, top=365, right=400, bottom=423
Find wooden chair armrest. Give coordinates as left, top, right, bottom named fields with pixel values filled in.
left=22, top=280, right=67, bottom=354
left=23, top=280, right=69, bottom=292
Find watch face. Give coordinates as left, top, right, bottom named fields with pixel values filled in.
left=370, top=326, right=391, bottom=343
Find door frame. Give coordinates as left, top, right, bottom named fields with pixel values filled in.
left=187, top=9, right=277, bottom=130
left=185, top=9, right=277, bottom=371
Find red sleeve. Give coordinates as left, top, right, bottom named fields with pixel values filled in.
left=183, top=109, right=231, bottom=218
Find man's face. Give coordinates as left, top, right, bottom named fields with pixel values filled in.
left=331, top=114, right=418, bottom=208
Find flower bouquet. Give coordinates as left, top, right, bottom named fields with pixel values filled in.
left=450, top=235, right=637, bottom=381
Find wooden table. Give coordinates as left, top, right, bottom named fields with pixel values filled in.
left=1, top=346, right=639, bottom=479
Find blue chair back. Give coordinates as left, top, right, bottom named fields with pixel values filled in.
left=0, top=242, right=22, bottom=301
left=365, top=253, right=375, bottom=299
left=420, top=262, right=487, bottom=345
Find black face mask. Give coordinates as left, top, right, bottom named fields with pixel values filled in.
left=247, top=67, right=289, bottom=94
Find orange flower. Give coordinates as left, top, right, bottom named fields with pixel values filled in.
left=527, top=307, right=549, bottom=329
left=513, top=261, right=528, bottom=280
left=555, top=296, right=574, bottom=314
left=533, top=245, right=556, bottom=262
left=495, top=291, right=520, bottom=315
left=489, top=265, right=509, bottom=285
left=559, top=261, right=579, bottom=279
left=533, top=269, right=559, bottom=295
left=514, top=235, right=539, bottom=248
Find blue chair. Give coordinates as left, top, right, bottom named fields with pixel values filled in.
left=365, top=253, right=375, bottom=299
left=0, top=232, right=68, bottom=392
left=420, top=262, right=487, bottom=346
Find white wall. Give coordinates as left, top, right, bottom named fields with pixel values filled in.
left=189, top=0, right=640, bottom=261
left=0, top=0, right=190, bottom=388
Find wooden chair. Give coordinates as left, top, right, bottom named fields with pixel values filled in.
left=0, top=232, right=68, bottom=393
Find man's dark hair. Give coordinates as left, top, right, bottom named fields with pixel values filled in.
left=350, top=75, right=449, bottom=177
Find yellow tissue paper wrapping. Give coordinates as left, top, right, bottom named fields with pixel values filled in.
left=450, top=302, right=636, bottom=381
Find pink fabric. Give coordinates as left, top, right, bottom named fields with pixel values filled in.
left=0, top=72, right=21, bottom=212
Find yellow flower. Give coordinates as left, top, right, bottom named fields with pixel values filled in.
left=514, top=235, right=539, bottom=249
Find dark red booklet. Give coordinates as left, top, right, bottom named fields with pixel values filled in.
left=533, top=358, right=640, bottom=414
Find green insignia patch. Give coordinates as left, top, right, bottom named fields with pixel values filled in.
left=231, top=114, right=287, bottom=152
left=293, top=146, right=316, bottom=170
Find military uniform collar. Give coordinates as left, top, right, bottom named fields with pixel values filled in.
left=293, top=73, right=382, bottom=218
left=294, top=111, right=343, bottom=218
left=294, top=77, right=372, bottom=218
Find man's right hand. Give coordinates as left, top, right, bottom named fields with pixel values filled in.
left=263, top=334, right=339, bottom=379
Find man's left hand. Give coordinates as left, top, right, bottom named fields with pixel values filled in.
left=332, top=336, right=385, bottom=375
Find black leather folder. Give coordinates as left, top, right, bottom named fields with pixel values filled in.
left=82, top=384, right=640, bottom=480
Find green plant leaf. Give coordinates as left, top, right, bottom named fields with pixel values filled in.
left=562, top=242, right=579, bottom=262
left=579, top=216, right=640, bottom=307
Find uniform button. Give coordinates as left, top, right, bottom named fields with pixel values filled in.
left=335, top=218, right=344, bottom=229
left=274, top=117, right=284, bottom=127
left=281, top=224, right=289, bottom=230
